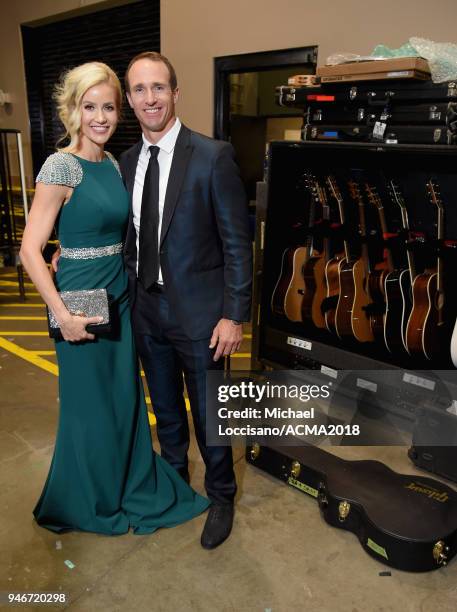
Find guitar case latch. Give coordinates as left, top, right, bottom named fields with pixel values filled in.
left=338, top=500, right=351, bottom=522
left=433, top=540, right=450, bottom=566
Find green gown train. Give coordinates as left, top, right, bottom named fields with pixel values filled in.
left=33, top=151, right=209, bottom=534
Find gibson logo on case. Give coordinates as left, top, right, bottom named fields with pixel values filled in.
left=405, top=481, right=449, bottom=503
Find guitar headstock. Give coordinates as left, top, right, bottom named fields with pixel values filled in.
left=348, top=179, right=362, bottom=203
left=303, top=170, right=319, bottom=200
left=427, top=179, right=444, bottom=242
left=364, top=183, right=383, bottom=210
left=388, top=180, right=406, bottom=210
left=315, top=181, right=327, bottom=204
left=315, top=181, right=330, bottom=220
left=426, top=179, right=444, bottom=211
left=326, top=175, right=342, bottom=202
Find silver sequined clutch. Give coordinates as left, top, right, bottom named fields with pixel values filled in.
left=47, top=288, right=111, bottom=339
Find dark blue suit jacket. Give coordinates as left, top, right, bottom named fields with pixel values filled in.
left=119, top=124, right=252, bottom=340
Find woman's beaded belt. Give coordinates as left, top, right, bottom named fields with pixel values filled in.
left=60, top=242, right=124, bottom=260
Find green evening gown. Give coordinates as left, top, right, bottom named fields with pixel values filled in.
left=33, top=151, right=209, bottom=535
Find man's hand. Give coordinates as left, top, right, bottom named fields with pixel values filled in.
left=209, top=318, right=243, bottom=361
left=51, top=246, right=61, bottom=273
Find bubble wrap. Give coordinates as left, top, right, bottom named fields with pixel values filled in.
left=327, top=38, right=457, bottom=83
left=410, top=37, right=457, bottom=83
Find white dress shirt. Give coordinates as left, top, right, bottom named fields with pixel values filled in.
left=132, top=117, right=182, bottom=283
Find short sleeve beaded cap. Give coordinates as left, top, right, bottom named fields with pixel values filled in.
left=36, top=152, right=83, bottom=188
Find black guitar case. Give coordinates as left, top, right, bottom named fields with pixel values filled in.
left=246, top=443, right=457, bottom=572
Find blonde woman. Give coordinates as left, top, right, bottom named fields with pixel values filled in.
left=20, top=62, right=209, bottom=535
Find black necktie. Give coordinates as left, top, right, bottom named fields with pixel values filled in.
left=138, top=145, right=160, bottom=289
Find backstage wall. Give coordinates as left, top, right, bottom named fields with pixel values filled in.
left=0, top=0, right=457, bottom=185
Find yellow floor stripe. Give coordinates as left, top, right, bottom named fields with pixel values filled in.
left=0, top=292, right=40, bottom=297
left=30, top=350, right=55, bottom=356
left=243, top=333, right=252, bottom=339
left=0, top=280, right=35, bottom=288
left=0, top=336, right=159, bottom=426
left=0, top=336, right=194, bottom=427
left=0, top=303, right=44, bottom=308
left=0, top=337, right=58, bottom=376
left=0, top=331, right=49, bottom=336
left=231, top=353, right=251, bottom=358
left=0, top=316, right=46, bottom=321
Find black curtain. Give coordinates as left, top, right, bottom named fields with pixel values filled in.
left=22, top=0, right=160, bottom=177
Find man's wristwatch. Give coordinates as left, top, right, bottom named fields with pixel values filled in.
left=230, top=319, right=243, bottom=326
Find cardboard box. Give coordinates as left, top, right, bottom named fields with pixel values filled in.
left=320, top=69, right=430, bottom=83
left=317, top=57, right=430, bottom=77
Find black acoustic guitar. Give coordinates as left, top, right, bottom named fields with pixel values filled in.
left=389, top=181, right=415, bottom=353
left=365, top=184, right=405, bottom=354
left=247, top=443, right=457, bottom=572
left=301, top=179, right=331, bottom=329
left=324, top=175, right=346, bottom=335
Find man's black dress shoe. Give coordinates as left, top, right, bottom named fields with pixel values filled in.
left=200, top=503, right=234, bottom=549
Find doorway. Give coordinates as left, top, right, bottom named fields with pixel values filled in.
left=214, top=46, right=317, bottom=203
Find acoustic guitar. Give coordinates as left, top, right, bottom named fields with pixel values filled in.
left=324, top=175, right=347, bottom=334
left=271, top=172, right=318, bottom=319
left=301, top=180, right=331, bottom=328
left=334, top=180, right=374, bottom=342
left=389, top=181, right=415, bottom=353
left=405, top=180, right=445, bottom=360
left=363, top=184, right=390, bottom=345
left=365, top=183, right=407, bottom=353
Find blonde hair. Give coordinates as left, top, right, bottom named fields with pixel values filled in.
left=54, top=62, right=122, bottom=152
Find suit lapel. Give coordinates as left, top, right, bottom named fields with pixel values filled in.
left=160, top=125, right=193, bottom=246
left=125, top=140, right=142, bottom=200
left=123, top=140, right=142, bottom=265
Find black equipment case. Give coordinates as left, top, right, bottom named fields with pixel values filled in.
left=307, top=102, right=457, bottom=127
left=276, top=81, right=457, bottom=146
left=276, top=80, right=457, bottom=107
left=409, top=398, right=457, bottom=482
left=302, top=123, right=456, bottom=145
left=246, top=443, right=457, bottom=572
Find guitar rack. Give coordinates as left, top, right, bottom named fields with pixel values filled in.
left=0, top=129, right=29, bottom=300
left=251, top=140, right=457, bottom=481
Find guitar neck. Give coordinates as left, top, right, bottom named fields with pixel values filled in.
left=377, top=205, right=394, bottom=272
left=425, top=179, right=445, bottom=328
left=390, top=181, right=416, bottom=281
left=305, top=178, right=318, bottom=256
left=358, top=200, right=371, bottom=274
left=436, top=205, right=444, bottom=296
left=333, top=189, right=350, bottom=261
left=401, top=208, right=417, bottom=281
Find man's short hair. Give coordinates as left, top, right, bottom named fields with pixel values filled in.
left=124, top=51, right=178, bottom=92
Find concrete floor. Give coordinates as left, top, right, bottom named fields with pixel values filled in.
left=1, top=267, right=457, bottom=612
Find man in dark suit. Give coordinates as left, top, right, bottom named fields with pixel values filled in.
left=119, top=52, right=252, bottom=549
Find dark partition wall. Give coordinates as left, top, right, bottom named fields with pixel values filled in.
left=22, top=0, right=159, bottom=177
